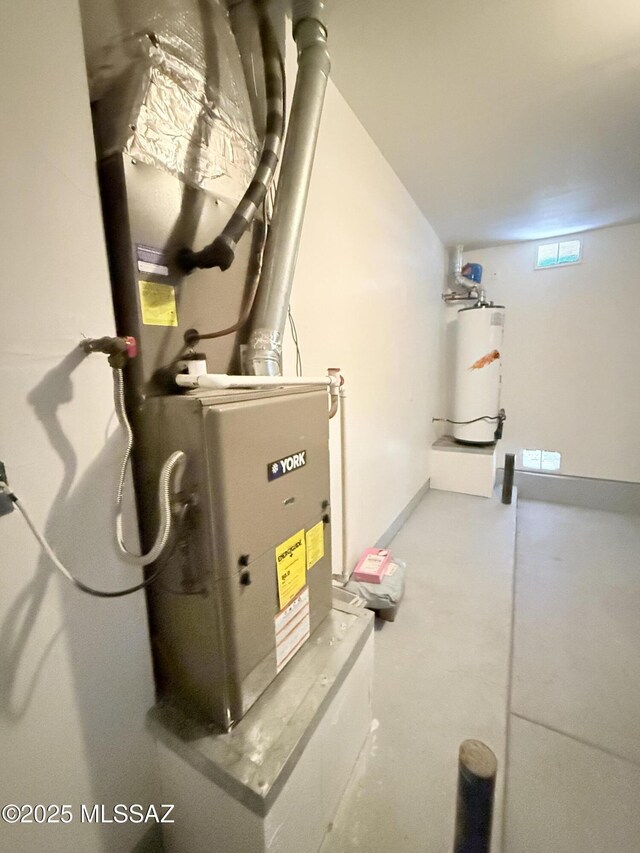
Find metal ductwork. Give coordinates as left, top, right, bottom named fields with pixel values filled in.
left=444, top=244, right=486, bottom=304
left=452, top=244, right=474, bottom=291
left=245, top=0, right=330, bottom=375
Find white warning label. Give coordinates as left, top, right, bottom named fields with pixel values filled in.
left=274, top=586, right=310, bottom=673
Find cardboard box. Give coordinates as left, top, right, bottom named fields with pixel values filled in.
left=352, top=548, right=392, bottom=584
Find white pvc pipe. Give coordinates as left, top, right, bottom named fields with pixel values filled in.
left=339, top=386, right=349, bottom=583
left=176, top=373, right=336, bottom=390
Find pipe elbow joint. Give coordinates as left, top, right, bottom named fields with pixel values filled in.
left=292, top=0, right=327, bottom=28
left=178, top=236, right=236, bottom=274
left=293, top=18, right=330, bottom=73
left=298, top=39, right=331, bottom=76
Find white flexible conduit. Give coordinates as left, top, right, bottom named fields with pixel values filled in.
left=339, top=386, right=349, bottom=582
left=3, top=492, right=177, bottom=598
left=0, top=371, right=185, bottom=598
left=113, top=369, right=185, bottom=565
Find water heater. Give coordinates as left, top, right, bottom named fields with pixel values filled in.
left=452, top=304, right=505, bottom=445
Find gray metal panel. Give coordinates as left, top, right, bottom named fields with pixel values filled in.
left=140, top=387, right=333, bottom=729
left=203, top=389, right=331, bottom=574
left=138, top=392, right=234, bottom=726
left=99, top=155, right=263, bottom=398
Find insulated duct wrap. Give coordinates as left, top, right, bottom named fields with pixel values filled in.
left=87, top=0, right=259, bottom=202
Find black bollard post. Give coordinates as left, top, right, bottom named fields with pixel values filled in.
left=453, top=739, right=497, bottom=853
left=501, top=453, right=515, bottom=505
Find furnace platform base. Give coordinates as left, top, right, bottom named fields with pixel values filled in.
left=148, top=601, right=374, bottom=853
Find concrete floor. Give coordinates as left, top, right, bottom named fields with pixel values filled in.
left=322, top=489, right=517, bottom=853
left=321, top=495, right=640, bottom=853
left=504, top=501, right=640, bottom=852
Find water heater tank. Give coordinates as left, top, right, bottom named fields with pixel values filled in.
left=452, top=304, right=505, bottom=445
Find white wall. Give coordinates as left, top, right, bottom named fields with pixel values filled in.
left=459, top=223, right=640, bottom=482
left=0, top=2, right=159, bottom=852
left=284, top=72, right=446, bottom=571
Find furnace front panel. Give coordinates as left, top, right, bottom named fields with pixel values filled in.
left=141, top=386, right=332, bottom=729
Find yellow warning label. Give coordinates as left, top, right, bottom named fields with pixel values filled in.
left=138, top=280, right=178, bottom=326
left=276, top=529, right=307, bottom=609
left=306, top=521, right=324, bottom=571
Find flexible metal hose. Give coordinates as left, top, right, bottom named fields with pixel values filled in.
left=113, top=369, right=185, bottom=566
left=0, top=372, right=185, bottom=598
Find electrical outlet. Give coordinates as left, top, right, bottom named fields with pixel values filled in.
left=0, top=462, right=14, bottom=516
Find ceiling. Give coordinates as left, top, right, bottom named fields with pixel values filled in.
left=327, top=0, right=640, bottom=248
